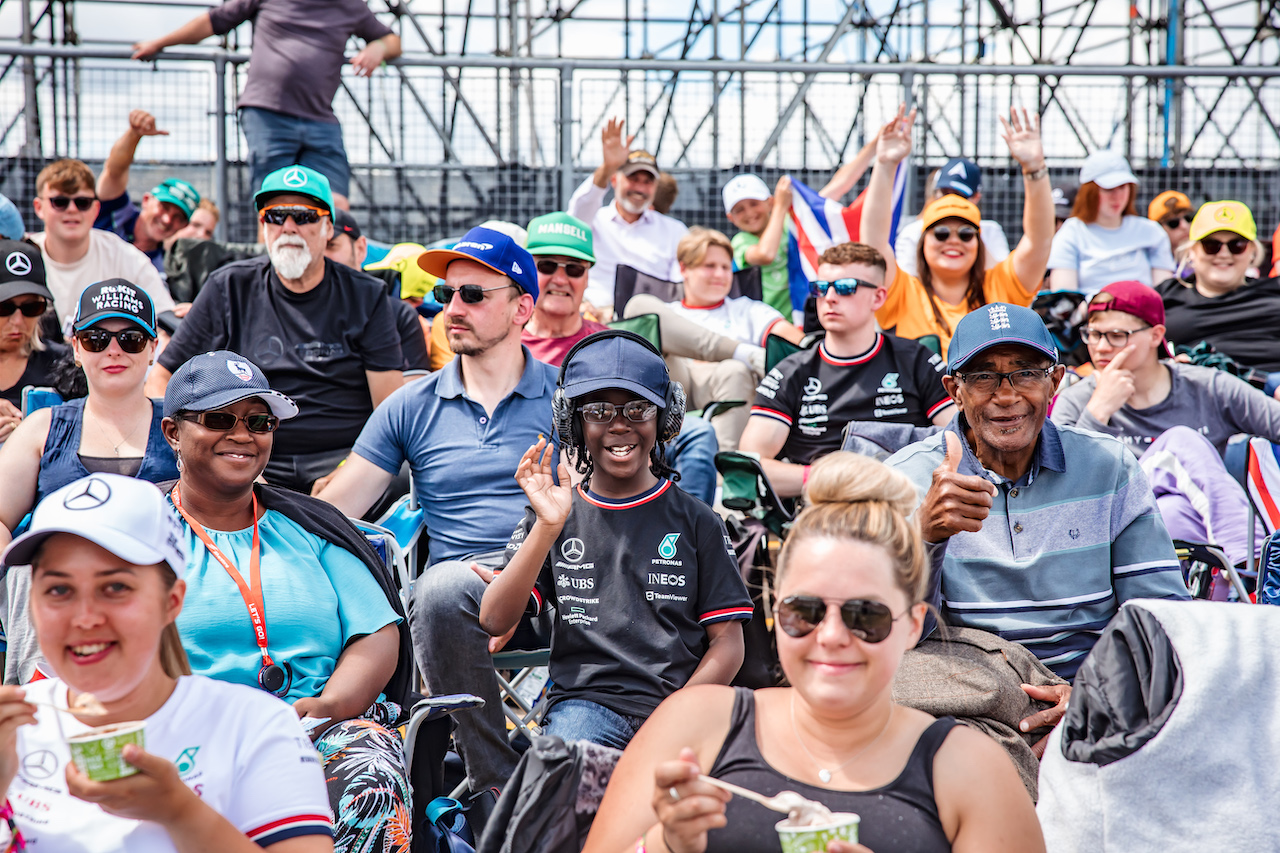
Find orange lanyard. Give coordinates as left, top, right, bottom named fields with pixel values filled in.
left=170, top=486, right=274, bottom=667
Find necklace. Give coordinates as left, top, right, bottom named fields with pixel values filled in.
left=790, top=694, right=894, bottom=784
left=93, top=406, right=148, bottom=457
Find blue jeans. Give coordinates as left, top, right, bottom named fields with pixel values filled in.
left=240, top=106, right=351, bottom=196
left=540, top=699, right=647, bottom=750
left=667, top=415, right=717, bottom=506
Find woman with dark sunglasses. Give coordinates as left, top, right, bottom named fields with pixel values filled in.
left=1157, top=201, right=1280, bottom=373
left=0, top=279, right=177, bottom=559
left=0, top=241, right=72, bottom=426
left=584, top=452, right=1042, bottom=853
left=861, top=105, right=1054, bottom=356
left=158, top=350, right=412, bottom=853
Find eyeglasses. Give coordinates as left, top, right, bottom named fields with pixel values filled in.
left=809, top=278, right=877, bottom=297
left=179, top=411, right=280, bottom=433
left=1082, top=326, right=1150, bottom=347
left=955, top=367, right=1056, bottom=395
left=536, top=260, right=588, bottom=278
left=433, top=283, right=514, bottom=305
left=258, top=204, right=329, bottom=226
left=776, top=595, right=907, bottom=643
left=1160, top=216, right=1188, bottom=229
left=578, top=400, right=658, bottom=424
left=1200, top=237, right=1251, bottom=256
left=46, top=195, right=96, bottom=212
left=929, top=225, right=978, bottom=243
left=75, top=328, right=151, bottom=354
left=0, top=299, right=46, bottom=318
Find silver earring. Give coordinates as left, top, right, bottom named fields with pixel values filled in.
left=175, top=454, right=184, bottom=472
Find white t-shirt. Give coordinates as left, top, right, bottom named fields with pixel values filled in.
left=8, top=675, right=332, bottom=852
left=28, top=230, right=175, bottom=332
left=893, top=216, right=1011, bottom=277
left=567, top=178, right=689, bottom=311
left=1046, top=216, right=1177, bottom=296
left=665, top=295, right=786, bottom=347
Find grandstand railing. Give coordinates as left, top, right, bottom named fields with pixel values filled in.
left=4, top=44, right=1280, bottom=244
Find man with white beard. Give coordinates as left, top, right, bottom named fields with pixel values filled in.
left=148, top=165, right=404, bottom=492
left=567, top=118, right=689, bottom=319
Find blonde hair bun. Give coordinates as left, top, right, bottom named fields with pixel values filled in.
left=804, top=452, right=919, bottom=519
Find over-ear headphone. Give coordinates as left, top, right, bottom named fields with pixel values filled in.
left=552, top=329, right=686, bottom=460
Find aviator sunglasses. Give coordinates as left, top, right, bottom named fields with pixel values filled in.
left=536, top=260, right=588, bottom=278
left=46, top=195, right=97, bottom=212
left=578, top=400, right=658, bottom=424
left=75, top=328, right=151, bottom=354
left=929, top=225, right=978, bottom=243
left=776, top=595, right=908, bottom=643
left=179, top=411, right=280, bottom=434
left=258, top=203, right=329, bottom=227
left=0, top=298, right=46, bottom=318
left=1200, top=236, right=1251, bottom=256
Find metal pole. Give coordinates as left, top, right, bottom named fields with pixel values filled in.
left=214, top=53, right=229, bottom=241
left=509, top=0, right=519, bottom=163
left=901, top=69, right=915, bottom=220
left=20, top=0, right=42, bottom=158
left=559, top=65, right=574, bottom=208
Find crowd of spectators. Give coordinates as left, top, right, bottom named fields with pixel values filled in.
left=3, top=9, right=1280, bottom=849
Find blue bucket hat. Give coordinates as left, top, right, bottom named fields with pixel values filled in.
left=417, top=226, right=539, bottom=301
left=947, top=303, right=1058, bottom=373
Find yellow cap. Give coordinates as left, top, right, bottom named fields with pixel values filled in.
left=1148, top=190, right=1192, bottom=221
left=1188, top=201, right=1256, bottom=243
left=921, top=195, right=981, bottom=230
left=364, top=242, right=438, bottom=299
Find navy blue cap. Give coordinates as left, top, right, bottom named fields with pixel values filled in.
left=947, top=303, right=1058, bottom=372
left=74, top=279, right=157, bottom=337
left=936, top=158, right=982, bottom=199
left=164, top=350, right=299, bottom=420
left=417, top=226, right=539, bottom=301
left=561, top=332, right=669, bottom=407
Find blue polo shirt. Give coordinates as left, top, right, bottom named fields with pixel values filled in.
left=353, top=347, right=558, bottom=564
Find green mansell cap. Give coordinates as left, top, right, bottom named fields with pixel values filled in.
left=151, top=179, right=201, bottom=219
left=525, top=212, right=595, bottom=263
left=254, top=165, right=334, bottom=214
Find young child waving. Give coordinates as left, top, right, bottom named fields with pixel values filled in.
left=480, top=330, right=753, bottom=749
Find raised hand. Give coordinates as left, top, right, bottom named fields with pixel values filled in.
left=999, top=107, right=1045, bottom=169
left=875, top=104, right=916, bottom=166
left=515, top=437, right=573, bottom=528
left=918, top=431, right=997, bottom=543
left=601, top=117, right=636, bottom=175
left=128, top=110, right=168, bottom=138
left=773, top=175, right=793, bottom=210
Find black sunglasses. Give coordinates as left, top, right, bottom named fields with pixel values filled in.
left=1200, top=237, right=1251, bottom=256
left=776, top=595, right=907, bottom=643
left=433, top=283, right=514, bottom=305
left=47, top=195, right=96, bottom=212
left=180, top=411, right=280, bottom=433
left=809, top=278, right=876, bottom=297
left=536, top=259, right=588, bottom=278
left=579, top=400, right=658, bottom=424
left=75, top=328, right=151, bottom=354
left=929, top=225, right=978, bottom=243
left=258, top=204, right=327, bottom=226
left=0, top=299, right=46, bottom=318
left=1160, top=216, right=1187, bottom=229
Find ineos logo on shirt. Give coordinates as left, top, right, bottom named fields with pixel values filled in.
left=5, top=251, right=31, bottom=277
left=63, top=477, right=112, bottom=510
left=281, top=168, right=308, bottom=188
left=22, top=749, right=58, bottom=780
left=561, top=538, right=585, bottom=562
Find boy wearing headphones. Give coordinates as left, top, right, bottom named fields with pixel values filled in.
left=480, top=331, right=752, bottom=748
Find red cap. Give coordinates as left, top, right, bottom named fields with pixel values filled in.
left=1087, top=280, right=1165, bottom=328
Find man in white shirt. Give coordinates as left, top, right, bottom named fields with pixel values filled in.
left=567, top=118, right=688, bottom=318
left=894, top=158, right=1010, bottom=277
left=28, top=158, right=176, bottom=332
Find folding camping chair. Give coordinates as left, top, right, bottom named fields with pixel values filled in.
left=1244, top=436, right=1280, bottom=579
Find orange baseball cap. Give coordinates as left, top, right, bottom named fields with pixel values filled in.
left=1147, top=190, right=1193, bottom=221
left=921, top=195, right=981, bottom=230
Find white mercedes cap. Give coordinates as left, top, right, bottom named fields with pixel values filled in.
left=722, top=174, right=772, bottom=214
left=3, top=474, right=188, bottom=576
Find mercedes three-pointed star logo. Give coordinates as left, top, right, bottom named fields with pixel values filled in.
left=5, top=252, right=31, bottom=277
left=561, top=538, right=585, bottom=562
left=62, top=477, right=112, bottom=510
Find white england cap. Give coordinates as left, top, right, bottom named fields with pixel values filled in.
left=722, top=174, right=772, bottom=215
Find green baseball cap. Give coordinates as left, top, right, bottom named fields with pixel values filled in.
left=150, top=178, right=200, bottom=220
left=525, top=212, right=595, bottom=263
left=254, top=165, right=333, bottom=214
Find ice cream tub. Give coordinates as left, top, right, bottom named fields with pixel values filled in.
left=67, top=721, right=146, bottom=781
left=775, top=812, right=860, bottom=853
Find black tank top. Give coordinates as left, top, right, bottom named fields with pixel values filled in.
left=705, top=688, right=955, bottom=853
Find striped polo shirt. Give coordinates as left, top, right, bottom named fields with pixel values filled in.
left=888, top=417, right=1189, bottom=680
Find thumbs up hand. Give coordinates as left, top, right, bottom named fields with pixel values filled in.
left=919, top=431, right=999, bottom=543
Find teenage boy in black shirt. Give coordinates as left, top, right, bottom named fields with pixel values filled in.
left=480, top=331, right=751, bottom=748
left=740, top=242, right=953, bottom=497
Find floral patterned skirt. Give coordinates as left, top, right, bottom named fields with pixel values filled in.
left=315, top=702, right=412, bottom=853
